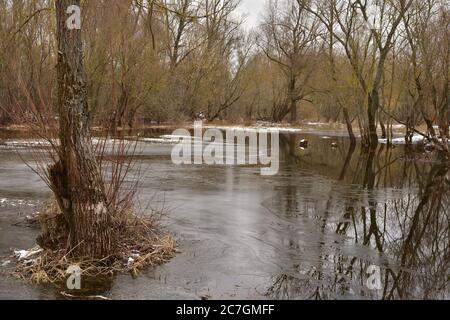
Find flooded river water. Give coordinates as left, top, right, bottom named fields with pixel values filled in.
left=0, top=127, right=449, bottom=300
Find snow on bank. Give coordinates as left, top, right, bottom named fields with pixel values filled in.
left=138, top=124, right=351, bottom=145
left=379, top=135, right=425, bottom=145
left=379, top=135, right=450, bottom=145
left=0, top=138, right=120, bottom=149
left=203, top=124, right=303, bottom=133
left=0, top=139, right=53, bottom=148
left=140, top=135, right=192, bottom=144
left=14, top=246, right=43, bottom=261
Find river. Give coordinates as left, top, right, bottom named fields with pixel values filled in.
left=0, top=127, right=448, bottom=300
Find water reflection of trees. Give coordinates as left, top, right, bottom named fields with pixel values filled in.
left=268, top=136, right=449, bottom=300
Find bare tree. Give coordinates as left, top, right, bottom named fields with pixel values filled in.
left=307, top=0, right=413, bottom=146
left=50, top=0, right=112, bottom=258
left=160, top=0, right=200, bottom=69
left=403, top=0, right=449, bottom=152
left=259, top=0, right=321, bottom=124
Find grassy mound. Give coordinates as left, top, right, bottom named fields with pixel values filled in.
left=11, top=200, right=176, bottom=286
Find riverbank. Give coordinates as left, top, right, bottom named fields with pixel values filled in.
left=0, top=120, right=396, bottom=137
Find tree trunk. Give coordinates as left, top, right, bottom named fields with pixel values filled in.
left=289, top=73, right=297, bottom=124
left=367, top=51, right=390, bottom=148
left=290, top=99, right=297, bottom=124
left=368, top=91, right=380, bottom=148
left=50, top=0, right=113, bottom=258
left=379, top=115, right=387, bottom=140
left=343, top=107, right=356, bottom=147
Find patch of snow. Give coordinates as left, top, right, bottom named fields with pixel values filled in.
left=1, top=260, right=11, bottom=267
left=379, top=135, right=450, bottom=145
left=0, top=198, right=37, bottom=208
left=306, top=122, right=329, bottom=126
left=130, top=250, right=141, bottom=259
left=160, top=135, right=191, bottom=139
left=127, top=257, right=135, bottom=267
left=433, top=125, right=450, bottom=130
left=379, top=135, right=424, bottom=145
left=91, top=138, right=118, bottom=145
left=140, top=138, right=169, bottom=144
left=4, top=139, right=54, bottom=147
left=14, top=246, right=43, bottom=261
left=141, top=137, right=189, bottom=144
left=203, top=125, right=302, bottom=133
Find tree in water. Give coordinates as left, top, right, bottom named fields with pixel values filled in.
left=48, top=0, right=112, bottom=258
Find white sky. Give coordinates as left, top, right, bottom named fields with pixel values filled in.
left=237, top=0, right=266, bottom=30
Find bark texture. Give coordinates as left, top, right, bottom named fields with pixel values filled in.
left=49, top=0, right=113, bottom=258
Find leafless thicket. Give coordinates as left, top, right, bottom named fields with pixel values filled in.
left=8, top=1, right=175, bottom=280
left=1, top=1, right=449, bottom=148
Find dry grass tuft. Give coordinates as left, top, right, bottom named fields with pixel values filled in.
left=11, top=201, right=176, bottom=285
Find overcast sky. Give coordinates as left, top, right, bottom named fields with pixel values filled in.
left=237, top=0, right=265, bottom=30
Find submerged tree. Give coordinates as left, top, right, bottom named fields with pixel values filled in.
left=48, top=0, right=112, bottom=258
left=307, top=0, right=413, bottom=146
left=402, top=0, right=450, bottom=153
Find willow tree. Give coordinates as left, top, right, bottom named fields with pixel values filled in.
left=259, top=0, right=320, bottom=124
left=403, top=0, right=450, bottom=152
left=308, top=0, right=413, bottom=146
left=49, top=0, right=112, bottom=258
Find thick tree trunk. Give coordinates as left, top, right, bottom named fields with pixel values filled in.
left=366, top=52, right=390, bottom=148
left=49, top=0, right=112, bottom=258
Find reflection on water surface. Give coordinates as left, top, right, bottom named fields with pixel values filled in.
left=0, top=128, right=448, bottom=300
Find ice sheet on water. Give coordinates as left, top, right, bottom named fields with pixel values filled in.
left=0, top=198, right=39, bottom=208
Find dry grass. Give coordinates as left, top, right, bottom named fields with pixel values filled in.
left=11, top=201, right=176, bottom=285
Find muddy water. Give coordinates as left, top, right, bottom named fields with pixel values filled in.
left=0, top=128, right=449, bottom=300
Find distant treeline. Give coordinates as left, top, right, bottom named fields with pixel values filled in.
left=0, top=1, right=449, bottom=140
